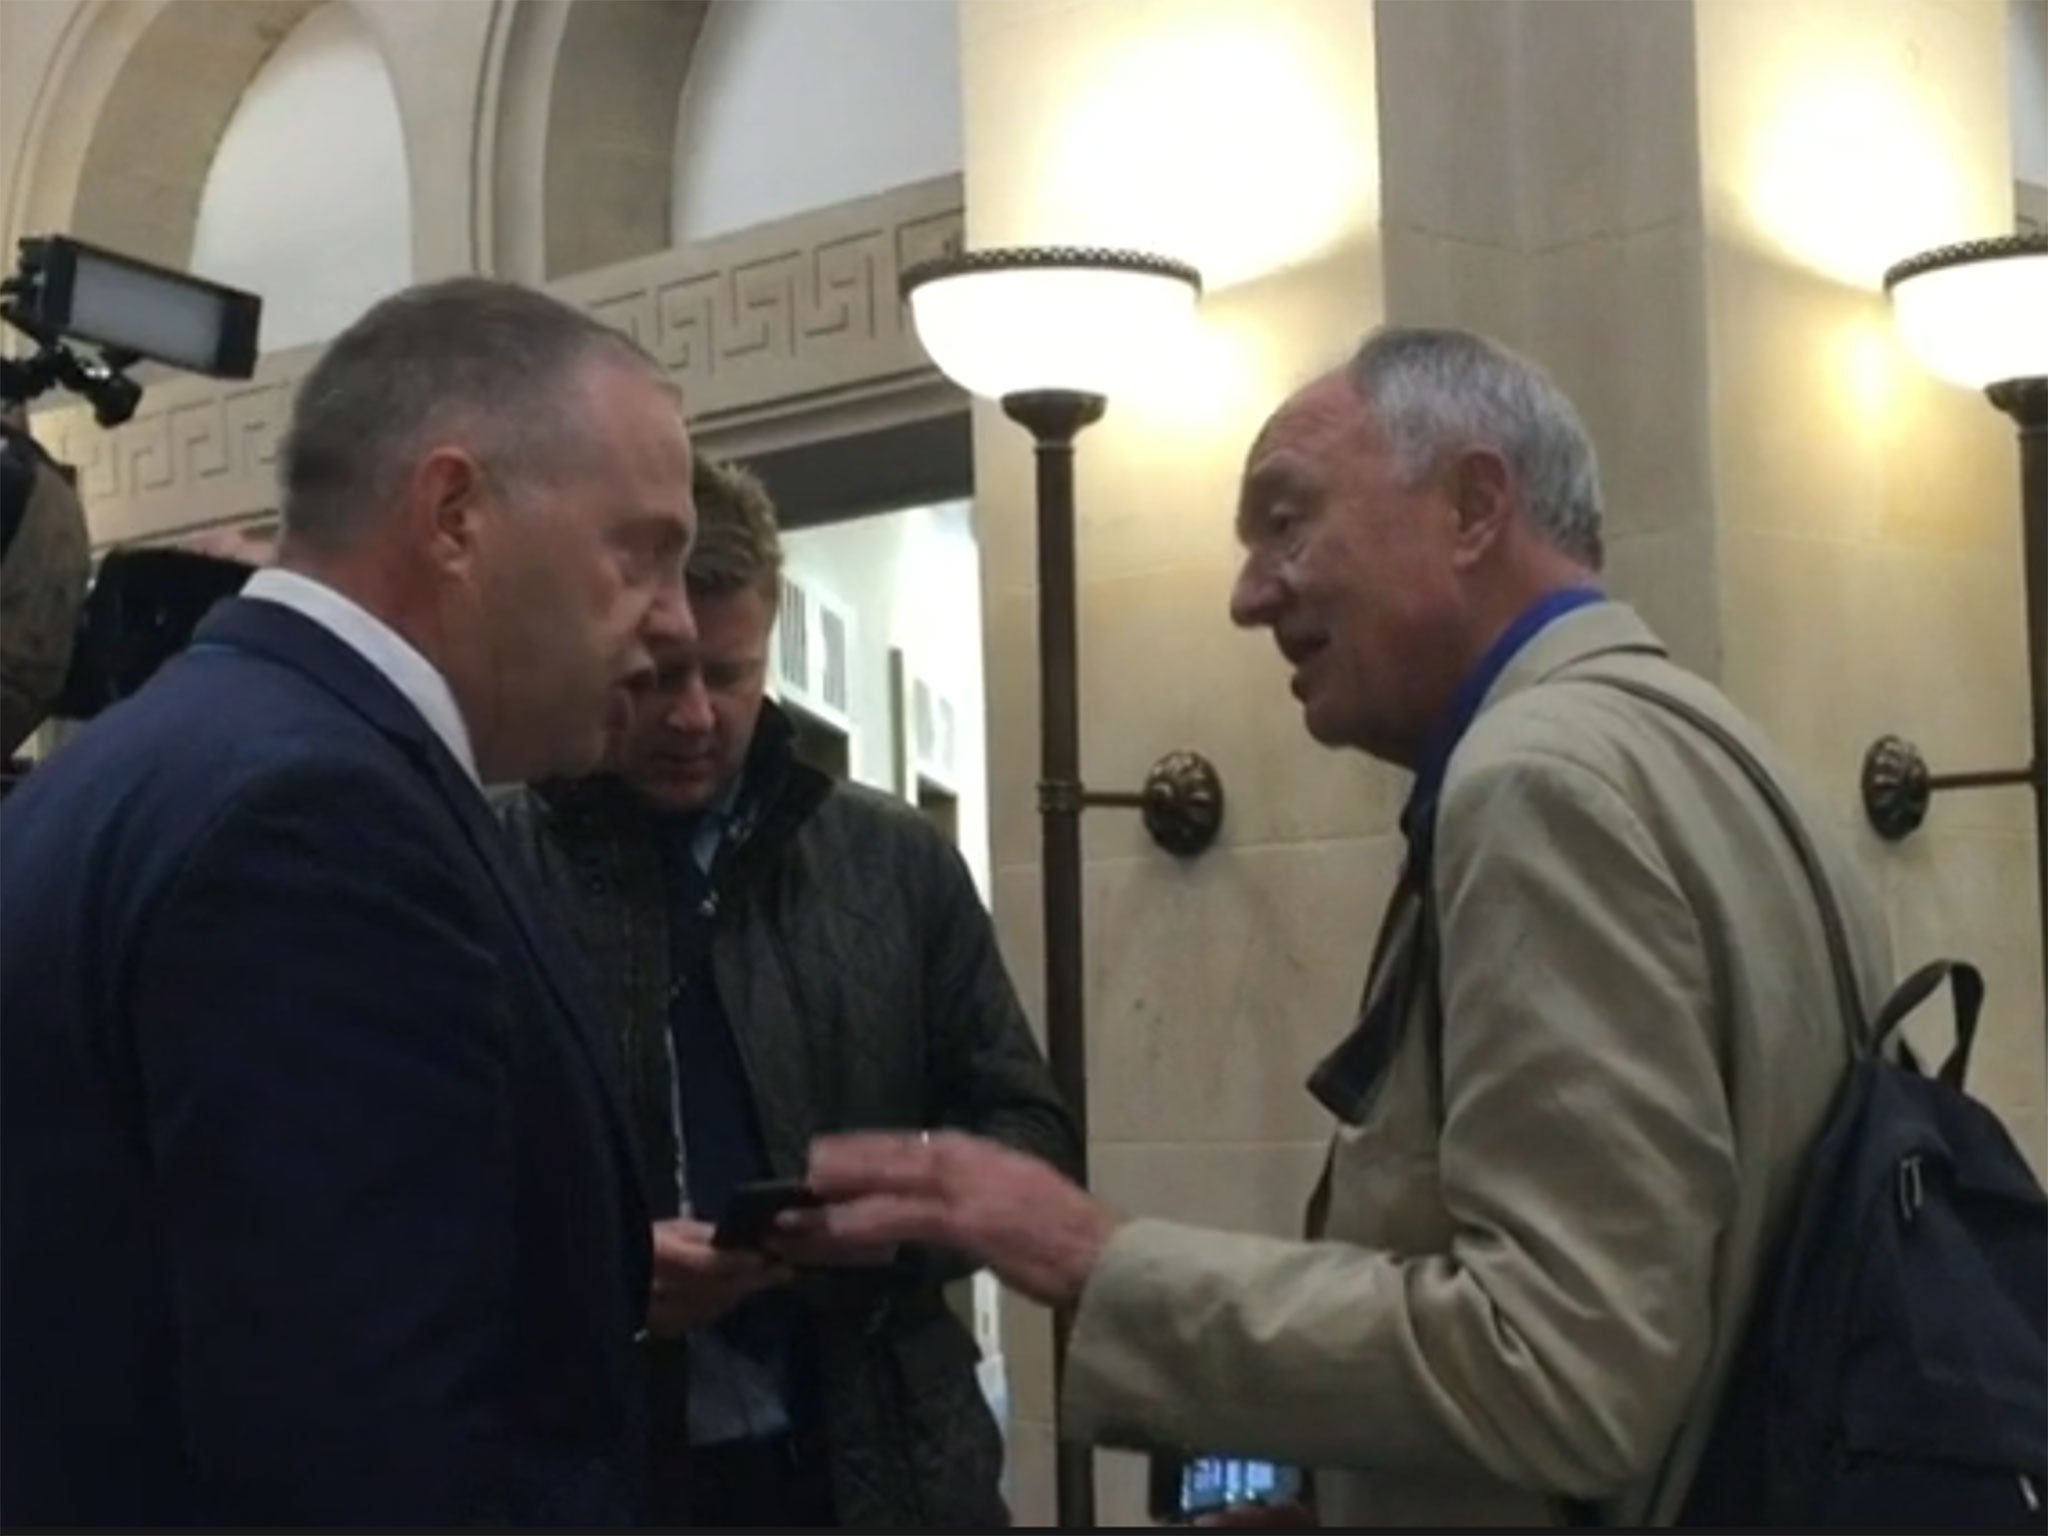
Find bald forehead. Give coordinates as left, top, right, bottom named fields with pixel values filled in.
left=1247, top=369, right=1357, bottom=459
left=1237, top=370, right=1370, bottom=537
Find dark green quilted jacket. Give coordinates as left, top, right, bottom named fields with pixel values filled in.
left=497, top=705, right=1079, bottom=1527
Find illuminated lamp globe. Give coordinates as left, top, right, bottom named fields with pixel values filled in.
left=1885, top=233, right=2048, bottom=396
left=898, top=247, right=1202, bottom=405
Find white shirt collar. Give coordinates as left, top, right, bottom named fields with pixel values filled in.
left=241, top=567, right=481, bottom=786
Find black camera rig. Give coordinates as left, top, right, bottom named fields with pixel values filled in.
left=1, top=233, right=262, bottom=424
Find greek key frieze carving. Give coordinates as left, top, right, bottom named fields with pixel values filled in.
left=36, top=177, right=963, bottom=546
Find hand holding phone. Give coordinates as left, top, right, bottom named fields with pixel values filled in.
left=647, top=1217, right=789, bottom=1337
left=719, top=1179, right=897, bottom=1268
left=711, top=1178, right=824, bottom=1251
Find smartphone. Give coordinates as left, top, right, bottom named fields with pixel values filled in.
left=711, top=1178, right=823, bottom=1251
left=1147, top=1451, right=1303, bottom=1525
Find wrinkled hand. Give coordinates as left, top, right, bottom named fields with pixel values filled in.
left=646, top=1218, right=791, bottom=1337
left=1193, top=1502, right=1317, bottom=1528
left=792, top=1131, right=1118, bottom=1308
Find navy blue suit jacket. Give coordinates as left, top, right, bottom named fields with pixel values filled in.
left=0, top=598, right=651, bottom=1526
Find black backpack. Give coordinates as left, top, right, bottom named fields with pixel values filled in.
left=1593, top=678, right=2048, bottom=1527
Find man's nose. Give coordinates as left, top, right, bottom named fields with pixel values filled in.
left=1229, top=558, right=1281, bottom=630
left=664, top=673, right=714, bottom=734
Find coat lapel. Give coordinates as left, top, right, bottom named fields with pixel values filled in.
left=419, top=749, right=648, bottom=1202
left=193, top=599, right=647, bottom=1210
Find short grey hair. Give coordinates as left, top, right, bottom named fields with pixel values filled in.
left=278, top=277, right=666, bottom=553
left=1346, top=326, right=1604, bottom=568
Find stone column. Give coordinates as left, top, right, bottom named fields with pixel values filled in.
left=1690, top=0, right=2038, bottom=1158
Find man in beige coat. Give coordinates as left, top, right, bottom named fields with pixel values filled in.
left=795, top=326, right=1893, bottom=1525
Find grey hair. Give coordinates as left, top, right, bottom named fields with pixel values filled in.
left=278, top=277, right=667, bottom=553
left=1346, top=325, right=1604, bottom=568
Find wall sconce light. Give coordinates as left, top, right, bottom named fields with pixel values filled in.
left=1865, top=232, right=2048, bottom=1043
left=900, top=246, right=1219, bottom=1531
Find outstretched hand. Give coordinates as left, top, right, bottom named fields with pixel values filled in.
left=784, top=1131, right=1119, bottom=1309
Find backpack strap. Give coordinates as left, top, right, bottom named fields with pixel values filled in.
left=1577, top=675, right=1870, bottom=1058
left=1868, top=957, right=1985, bottom=1090
left=1583, top=676, right=1988, bottom=1088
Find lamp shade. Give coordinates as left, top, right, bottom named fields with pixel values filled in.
left=900, top=247, right=1202, bottom=403
left=1885, top=234, right=2048, bottom=392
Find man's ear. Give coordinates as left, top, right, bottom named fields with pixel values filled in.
left=1447, top=448, right=1515, bottom=568
left=404, top=446, right=490, bottom=576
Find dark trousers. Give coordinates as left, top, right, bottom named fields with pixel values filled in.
left=644, top=1344, right=837, bottom=1530
left=680, top=1431, right=838, bottom=1530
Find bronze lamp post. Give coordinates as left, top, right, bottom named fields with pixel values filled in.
left=1864, top=232, right=2048, bottom=1060
left=900, top=246, right=1223, bottom=1530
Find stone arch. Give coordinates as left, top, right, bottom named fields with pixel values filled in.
left=668, top=0, right=962, bottom=245
left=483, top=0, right=709, bottom=284
left=190, top=2, right=414, bottom=352
left=9, top=0, right=345, bottom=272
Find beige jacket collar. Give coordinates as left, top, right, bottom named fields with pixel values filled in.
left=1472, top=598, right=1669, bottom=722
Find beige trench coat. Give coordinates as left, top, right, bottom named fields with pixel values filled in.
left=1064, top=603, right=1893, bottom=1527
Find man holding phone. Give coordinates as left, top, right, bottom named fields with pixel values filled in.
left=501, top=457, right=1079, bottom=1528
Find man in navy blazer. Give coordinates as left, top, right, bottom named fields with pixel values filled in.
left=0, top=279, right=697, bottom=1525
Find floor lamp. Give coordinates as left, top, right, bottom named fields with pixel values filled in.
left=899, top=247, right=1223, bottom=1531
left=1861, top=233, right=2048, bottom=1060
